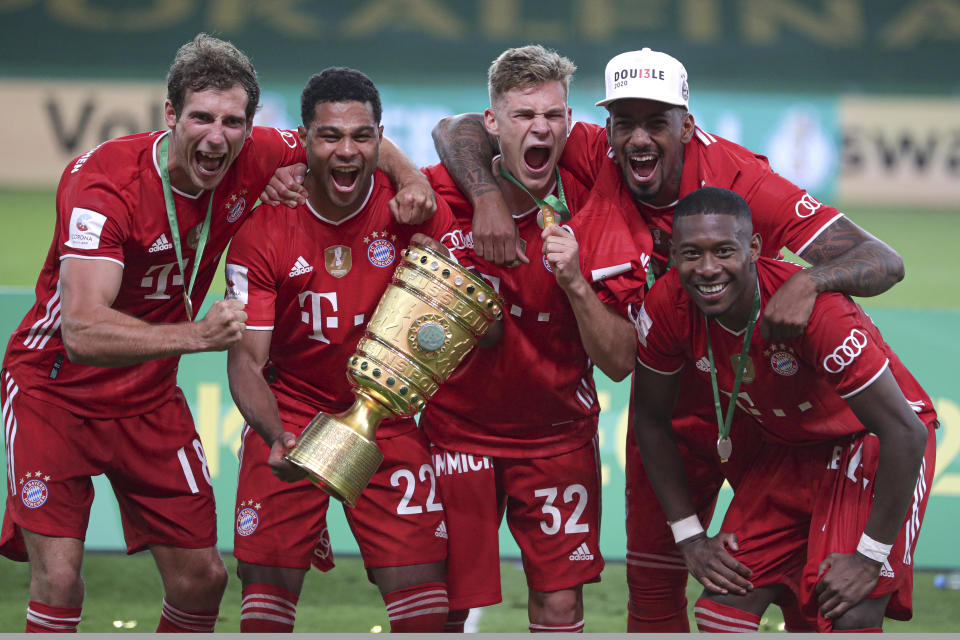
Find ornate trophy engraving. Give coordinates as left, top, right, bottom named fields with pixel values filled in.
left=285, top=241, right=503, bottom=506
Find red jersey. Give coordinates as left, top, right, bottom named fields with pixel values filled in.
left=419, top=162, right=648, bottom=457
left=2, top=127, right=304, bottom=417
left=635, top=258, right=936, bottom=444
left=560, top=121, right=844, bottom=277
left=225, top=170, right=460, bottom=437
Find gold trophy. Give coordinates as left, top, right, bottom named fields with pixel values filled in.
left=285, top=241, right=504, bottom=506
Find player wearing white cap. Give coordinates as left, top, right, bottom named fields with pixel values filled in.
left=432, top=46, right=904, bottom=632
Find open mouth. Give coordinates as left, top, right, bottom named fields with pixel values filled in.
left=523, top=146, right=551, bottom=173
left=331, top=167, right=359, bottom=192
left=695, top=282, right=728, bottom=299
left=195, top=150, right=226, bottom=176
left=628, top=152, right=659, bottom=182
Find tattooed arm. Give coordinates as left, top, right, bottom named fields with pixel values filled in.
left=432, top=114, right=527, bottom=265
left=760, top=216, right=904, bottom=340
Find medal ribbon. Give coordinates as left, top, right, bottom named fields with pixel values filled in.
left=705, top=285, right=761, bottom=462
left=157, top=135, right=213, bottom=321
left=497, top=163, right=569, bottom=228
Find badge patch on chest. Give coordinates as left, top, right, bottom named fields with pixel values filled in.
left=730, top=354, right=754, bottom=384
left=325, top=245, right=352, bottom=278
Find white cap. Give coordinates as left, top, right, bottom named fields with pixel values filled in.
left=595, top=48, right=689, bottom=108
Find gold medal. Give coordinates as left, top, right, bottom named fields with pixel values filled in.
left=717, top=437, right=732, bottom=463
left=183, top=292, right=194, bottom=322
left=538, top=204, right=558, bottom=229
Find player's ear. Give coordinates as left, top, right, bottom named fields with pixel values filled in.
left=483, top=108, right=499, bottom=137
left=164, top=100, right=178, bottom=129
left=298, top=125, right=308, bottom=149
left=749, top=233, right=762, bottom=263
left=679, top=110, right=695, bottom=144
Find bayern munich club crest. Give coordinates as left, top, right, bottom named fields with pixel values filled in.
left=20, top=474, right=49, bottom=509
left=224, top=189, right=249, bottom=223
left=236, top=499, right=261, bottom=536
left=766, top=345, right=799, bottom=376
left=365, top=231, right=397, bottom=268
left=542, top=254, right=554, bottom=273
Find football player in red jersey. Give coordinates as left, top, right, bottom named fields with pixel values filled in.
left=632, top=186, right=935, bottom=632
left=432, top=47, right=905, bottom=632
left=0, top=35, right=433, bottom=633
left=225, top=67, right=461, bottom=634
left=417, top=45, right=651, bottom=634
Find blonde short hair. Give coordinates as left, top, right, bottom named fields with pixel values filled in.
left=488, top=45, right=576, bottom=108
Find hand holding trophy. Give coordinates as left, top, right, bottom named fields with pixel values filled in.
left=285, top=240, right=503, bottom=506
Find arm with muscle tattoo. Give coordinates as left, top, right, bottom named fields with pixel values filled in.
left=799, top=216, right=904, bottom=296
left=760, top=216, right=904, bottom=340
left=432, top=114, right=527, bottom=265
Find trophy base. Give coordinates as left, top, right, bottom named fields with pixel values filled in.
left=285, top=412, right=384, bottom=508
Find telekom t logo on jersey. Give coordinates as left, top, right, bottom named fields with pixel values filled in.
left=298, top=290, right=339, bottom=344
left=142, top=261, right=186, bottom=299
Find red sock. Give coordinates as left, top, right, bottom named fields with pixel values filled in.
left=694, top=598, right=761, bottom=633
left=25, top=601, right=82, bottom=633
left=240, top=583, right=299, bottom=633
left=383, top=581, right=449, bottom=632
left=627, top=579, right=690, bottom=632
left=444, top=609, right=470, bottom=633
left=529, top=619, right=585, bottom=632
left=156, top=598, right=218, bottom=632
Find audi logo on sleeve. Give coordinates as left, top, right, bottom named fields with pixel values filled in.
left=794, top=193, right=822, bottom=218
left=822, top=329, right=868, bottom=373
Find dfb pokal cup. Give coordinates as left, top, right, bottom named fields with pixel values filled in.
left=285, top=241, right=503, bottom=506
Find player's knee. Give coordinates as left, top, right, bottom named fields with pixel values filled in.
left=529, top=587, right=582, bottom=624
left=831, top=597, right=887, bottom=632
left=174, top=555, right=228, bottom=601
left=31, top=563, right=84, bottom=605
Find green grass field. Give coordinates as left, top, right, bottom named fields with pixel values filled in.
left=1, top=188, right=958, bottom=633
left=1, top=554, right=958, bottom=633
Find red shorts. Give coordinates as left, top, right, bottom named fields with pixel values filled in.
left=233, top=418, right=446, bottom=573
left=722, top=421, right=937, bottom=630
left=1, top=371, right=216, bottom=560
left=625, top=411, right=759, bottom=593
left=431, top=437, right=604, bottom=610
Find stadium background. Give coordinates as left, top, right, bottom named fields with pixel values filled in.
left=1, top=0, right=958, bottom=631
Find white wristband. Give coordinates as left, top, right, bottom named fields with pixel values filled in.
left=669, top=514, right=705, bottom=544
left=856, top=533, right=892, bottom=563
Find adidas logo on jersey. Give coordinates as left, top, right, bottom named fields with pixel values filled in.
left=569, top=543, right=594, bottom=561
left=148, top=233, right=173, bottom=253
left=289, top=256, right=314, bottom=277
left=434, top=521, right=448, bottom=539
left=695, top=357, right=712, bottom=372
left=880, top=559, right=895, bottom=578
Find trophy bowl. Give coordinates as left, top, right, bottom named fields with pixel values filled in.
left=285, top=241, right=503, bottom=506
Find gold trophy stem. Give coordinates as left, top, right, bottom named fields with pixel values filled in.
left=284, top=391, right=392, bottom=507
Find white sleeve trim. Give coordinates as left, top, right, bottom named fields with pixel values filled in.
left=840, top=358, right=890, bottom=399
left=244, top=325, right=274, bottom=331
left=60, top=253, right=124, bottom=268
left=636, top=356, right=683, bottom=376
left=794, top=212, right=845, bottom=257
